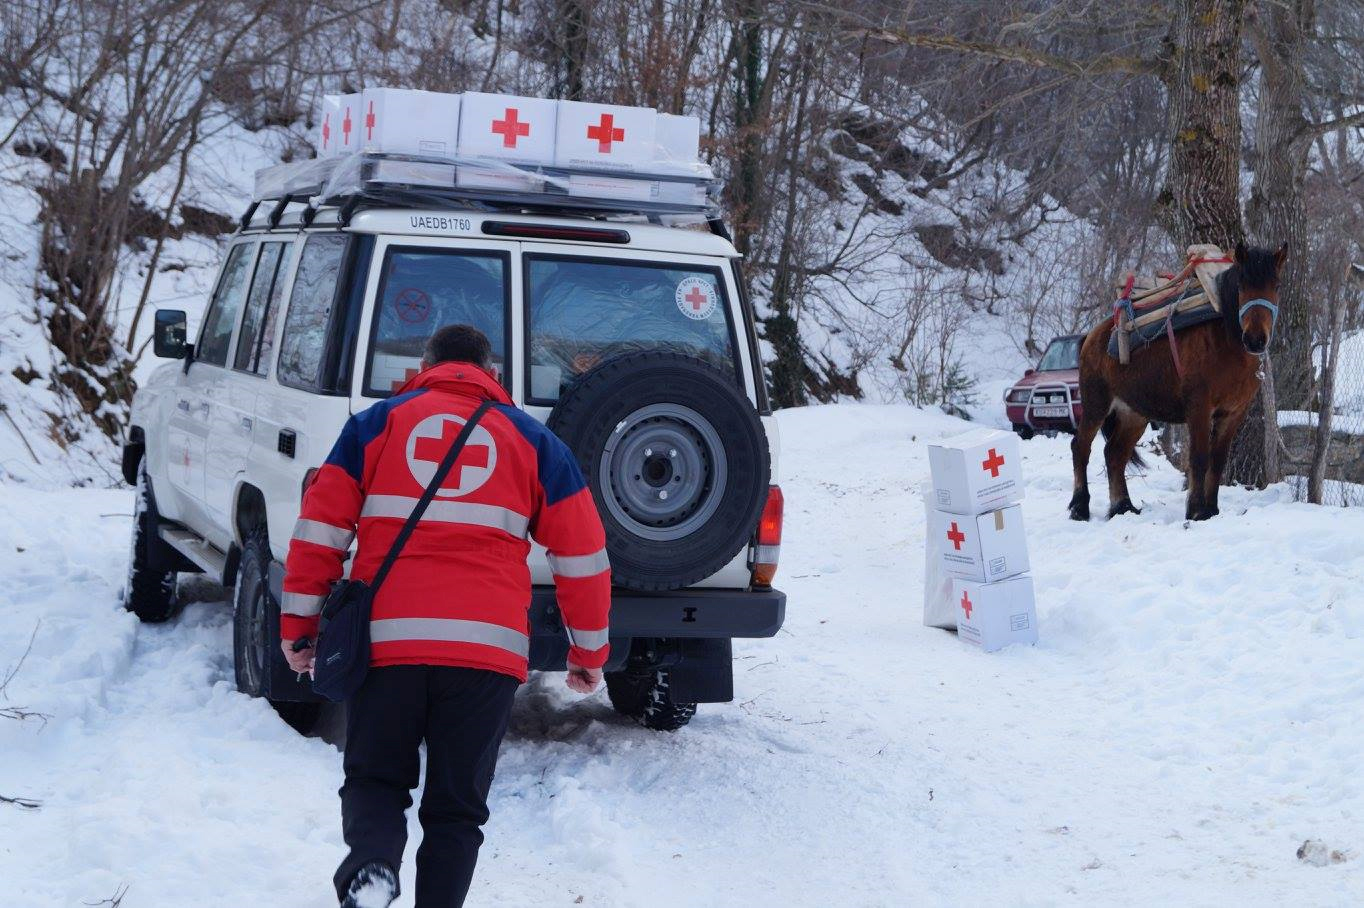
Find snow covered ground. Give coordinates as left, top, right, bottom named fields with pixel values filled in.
left=4, top=404, right=1364, bottom=906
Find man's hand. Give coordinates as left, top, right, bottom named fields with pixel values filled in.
left=282, top=639, right=314, bottom=675
left=565, top=660, right=602, bottom=694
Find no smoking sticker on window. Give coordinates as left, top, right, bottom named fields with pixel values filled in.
left=394, top=287, right=432, bottom=323
left=675, top=277, right=717, bottom=321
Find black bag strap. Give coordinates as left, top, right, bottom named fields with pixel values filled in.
left=369, top=399, right=496, bottom=593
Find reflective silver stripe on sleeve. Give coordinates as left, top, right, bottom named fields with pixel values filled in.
left=280, top=591, right=324, bottom=616
left=369, top=618, right=530, bottom=658
left=292, top=518, right=354, bottom=551
left=565, top=626, right=610, bottom=651
left=361, top=495, right=530, bottom=538
left=546, top=548, right=611, bottom=578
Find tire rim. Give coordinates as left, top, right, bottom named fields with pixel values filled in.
left=240, top=567, right=268, bottom=691
left=599, top=403, right=727, bottom=542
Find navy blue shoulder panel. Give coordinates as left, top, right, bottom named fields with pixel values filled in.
left=324, top=388, right=428, bottom=483
left=493, top=404, right=588, bottom=506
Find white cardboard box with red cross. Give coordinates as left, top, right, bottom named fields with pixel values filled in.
left=930, top=504, right=1030, bottom=583
left=554, top=100, right=657, bottom=172
left=317, top=93, right=363, bottom=157
left=357, top=88, right=461, bottom=157
left=951, top=576, right=1038, bottom=653
left=926, top=429, right=1023, bottom=515
left=458, top=92, right=559, bottom=164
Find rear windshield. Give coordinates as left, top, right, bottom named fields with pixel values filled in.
left=1038, top=337, right=1081, bottom=372
left=365, top=247, right=508, bottom=396
left=525, top=256, right=736, bottom=403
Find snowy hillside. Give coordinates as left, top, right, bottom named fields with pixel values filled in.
left=0, top=117, right=301, bottom=487
left=4, top=404, right=1362, bottom=906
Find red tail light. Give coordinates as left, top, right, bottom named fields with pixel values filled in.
left=752, top=485, right=783, bottom=587
left=301, top=467, right=320, bottom=500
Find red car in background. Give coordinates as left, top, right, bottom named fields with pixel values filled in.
left=1004, top=334, right=1083, bottom=438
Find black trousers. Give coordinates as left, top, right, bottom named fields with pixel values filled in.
left=334, top=665, right=519, bottom=907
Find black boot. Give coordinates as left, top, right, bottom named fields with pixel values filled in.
left=340, top=861, right=398, bottom=908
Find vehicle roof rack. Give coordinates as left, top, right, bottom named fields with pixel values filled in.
left=249, top=152, right=723, bottom=228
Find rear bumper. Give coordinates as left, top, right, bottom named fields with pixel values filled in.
left=528, top=586, right=786, bottom=672
left=530, top=585, right=786, bottom=639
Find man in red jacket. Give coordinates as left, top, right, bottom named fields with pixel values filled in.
left=280, top=324, right=610, bottom=908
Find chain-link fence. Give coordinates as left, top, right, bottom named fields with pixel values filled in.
left=1282, top=264, right=1364, bottom=506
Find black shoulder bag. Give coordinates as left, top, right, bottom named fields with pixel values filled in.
left=310, top=400, right=495, bottom=702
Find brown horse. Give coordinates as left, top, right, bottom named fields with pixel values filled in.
left=1068, top=242, right=1288, bottom=522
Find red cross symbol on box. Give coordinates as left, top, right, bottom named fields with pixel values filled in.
left=342, top=107, right=352, bottom=144
left=960, top=590, right=973, bottom=620
left=684, top=285, right=709, bottom=312
left=587, top=113, right=625, bottom=152
left=414, top=419, right=491, bottom=487
left=365, top=100, right=376, bottom=140
left=491, top=108, right=530, bottom=148
left=322, top=113, right=331, bottom=149
left=982, top=448, right=1006, bottom=478
left=946, top=522, right=966, bottom=550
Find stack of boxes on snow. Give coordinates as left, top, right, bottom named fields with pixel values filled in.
left=301, top=87, right=705, bottom=204
left=924, top=429, right=1038, bottom=652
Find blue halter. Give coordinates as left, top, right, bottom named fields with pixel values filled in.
left=1239, top=298, right=1279, bottom=336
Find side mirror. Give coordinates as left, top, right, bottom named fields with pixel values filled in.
left=153, top=309, right=189, bottom=359
left=1025, top=368, right=1036, bottom=376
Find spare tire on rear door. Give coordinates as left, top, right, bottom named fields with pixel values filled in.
left=547, top=351, right=769, bottom=591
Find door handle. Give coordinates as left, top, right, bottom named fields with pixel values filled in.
left=176, top=399, right=191, bottom=412
left=199, top=401, right=210, bottom=413
left=241, top=417, right=253, bottom=431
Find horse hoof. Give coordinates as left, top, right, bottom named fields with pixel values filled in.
left=1068, top=505, right=1090, bottom=522
left=1107, top=499, right=1141, bottom=519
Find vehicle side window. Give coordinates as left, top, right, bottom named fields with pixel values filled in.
left=365, top=248, right=507, bottom=396
left=278, top=234, right=347, bottom=389
left=233, top=242, right=290, bottom=375
left=196, top=243, right=255, bottom=367
left=525, top=257, right=737, bottom=403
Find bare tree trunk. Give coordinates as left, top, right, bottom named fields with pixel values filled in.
left=1157, top=0, right=1246, bottom=253
left=727, top=0, right=764, bottom=259
left=766, top=31, right=816, bottom=409
left=1309, top=276, right=1348, bottom=502
left=558, top=0, right=590, bottom=100
left=1228, top=0, right=1318, bottom=489
left=1246, top=0, right=1314, bottom=410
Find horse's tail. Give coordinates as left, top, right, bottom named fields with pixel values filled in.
left=1100, top=409, right=1147, bottom=470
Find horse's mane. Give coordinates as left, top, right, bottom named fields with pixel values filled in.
left=1217, top=245, right=1280, bottom=335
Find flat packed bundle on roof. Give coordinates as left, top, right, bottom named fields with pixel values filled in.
left=253, top=89, right=720, bottom=221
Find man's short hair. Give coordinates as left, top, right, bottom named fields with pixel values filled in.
left=424, top=324, right=493, bottom=370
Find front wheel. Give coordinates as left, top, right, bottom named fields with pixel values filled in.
left=125, top=466, right=181, bottom=623
left=1012, top=424, right=1035, bottom=440
left=605, top=667, right=697, bottom=732
left=234, top=527, right=321, bottom=734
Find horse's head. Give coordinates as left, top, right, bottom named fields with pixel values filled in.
left=1228, top=241, right=1288, bottom=355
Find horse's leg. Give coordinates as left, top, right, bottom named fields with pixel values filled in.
left=1184, top=396, right=1214, bottom=521
left=1104, top=404, right=1148, bottom=518
left=1069, top=380, right=1111, bottom=522
left=1204, top=406, right=1249, bottom=518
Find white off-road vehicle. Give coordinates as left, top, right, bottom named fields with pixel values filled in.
left=124, top=149, right=785, bottom=732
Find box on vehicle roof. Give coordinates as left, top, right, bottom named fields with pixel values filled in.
left=358, top=88, right=461, bottom=157
left=554, top=100, right=657, bottom=172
